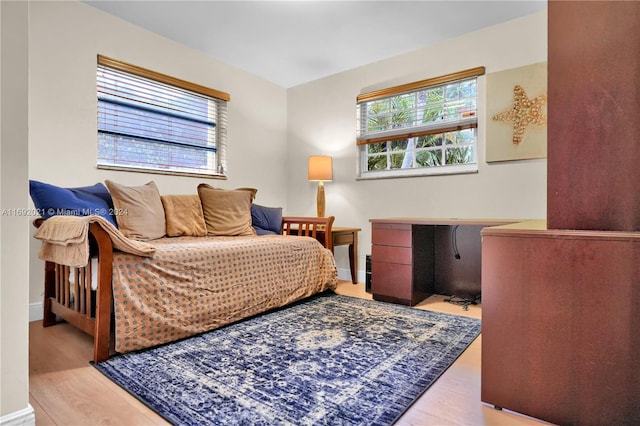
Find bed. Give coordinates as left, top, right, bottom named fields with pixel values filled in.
left=34, top=212, right=337, bottom=364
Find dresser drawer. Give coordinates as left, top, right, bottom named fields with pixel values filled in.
left=372, top=245, right=412, bottom=265
left=371, top=261, right=412, bottom=300
left=372, top=223, right=412, bottom=247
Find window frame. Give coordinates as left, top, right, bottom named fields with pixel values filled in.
left=357, top=67, right=484, bottom=179
left=96, top=55, right=230, bottom=179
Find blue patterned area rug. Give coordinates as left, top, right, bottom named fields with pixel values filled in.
left=93, top=292, right=481, bottom=425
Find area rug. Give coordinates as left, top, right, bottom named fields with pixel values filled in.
left=93, top=292, right=481, bottom=425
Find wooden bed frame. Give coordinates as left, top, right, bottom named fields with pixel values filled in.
left=35, top=215, right=335, bottom=363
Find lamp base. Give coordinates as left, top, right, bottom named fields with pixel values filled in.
left=316, top=181, right=325, bottom=217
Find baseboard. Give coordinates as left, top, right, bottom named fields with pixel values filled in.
left=29, top=302, right=43, bottom=322
left=0, top=404, right=35, bottom=426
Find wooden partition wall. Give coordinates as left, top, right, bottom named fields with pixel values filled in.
left=547, top=1, right=640, bottom=232
left=481, top=2, right=640, bottom=425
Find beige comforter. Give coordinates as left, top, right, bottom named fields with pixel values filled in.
left=111, top=234, right=337, bottom=353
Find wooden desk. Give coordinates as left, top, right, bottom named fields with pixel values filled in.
left=331, top=226, right=360, bottom=284
left=370, top=218, right=519, bottom=306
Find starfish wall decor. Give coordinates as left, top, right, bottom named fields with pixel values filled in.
left=493, top=85, right=547, bottom=145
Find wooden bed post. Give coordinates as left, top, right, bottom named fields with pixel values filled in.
left=90, top=223, right=113, bottom=363
left=42, top=260, right=57, bottom=327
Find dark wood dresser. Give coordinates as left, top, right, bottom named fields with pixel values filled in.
left=481, top=2, right=640, bottom=424
left=481, top=221, right=640, bottom=425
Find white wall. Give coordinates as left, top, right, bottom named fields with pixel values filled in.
left=286, top=10, right=548, bottom=278
left=27, top=1, right=289, bottom=304
left=1, top=0, right=34, bottom=422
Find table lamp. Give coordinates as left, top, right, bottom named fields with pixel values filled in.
left=308, top=155, right=333, bottom=217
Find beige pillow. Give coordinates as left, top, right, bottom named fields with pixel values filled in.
left=198, top=183, right=258, bottom=202
left=234, top=187, right=258, bottom=202
left=197, top=184, right=256, bottom=237
left=161, top=194, right=207, bottom=237
left=104, top=180, right=166, bottom=241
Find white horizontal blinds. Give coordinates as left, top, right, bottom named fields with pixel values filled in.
left=97, top=55, right=229, bottom=177
left=213, top=101, right=228, bottom=176
left=357, top=67, right=485, bottom=146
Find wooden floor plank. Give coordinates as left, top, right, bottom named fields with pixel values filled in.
left=29, top=395, right=55, bottom=426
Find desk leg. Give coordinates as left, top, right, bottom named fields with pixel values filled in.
left=349, top=240, right=357, bottom=284
left=332, top=230, right=359, bottom=284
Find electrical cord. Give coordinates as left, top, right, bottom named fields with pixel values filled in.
left=443, top=294, right=481, bottom=311
left=451, top=225, right=461, bottom=259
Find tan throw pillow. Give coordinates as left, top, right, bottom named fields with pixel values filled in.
left=104, top=180, right=166, bottom=241
left=197, top=184, right=256, bottom=237
left=161, top=194, right=207, bottom=237
left=234, top=187, right=258, bottom=202
left=198, top=183, right=258, bottom=202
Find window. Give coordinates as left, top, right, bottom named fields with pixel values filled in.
left=357, top=67, right=484, bottom=179
left=97, top=55, right=230, bottom=178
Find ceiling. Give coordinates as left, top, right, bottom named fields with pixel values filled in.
left=84, top=1, right=547, bottom=88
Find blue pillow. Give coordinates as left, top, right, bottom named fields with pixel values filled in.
left=29, top=180, right=117, bottom=226
left=251, top=204, right=282, bottom=236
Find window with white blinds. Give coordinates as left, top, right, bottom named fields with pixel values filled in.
left=357, top=67, right=484, bottom=179
left=97, top=55, right=229, bottom=177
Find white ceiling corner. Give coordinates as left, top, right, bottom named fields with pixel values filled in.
left=83, top=0, right=547, bottom=88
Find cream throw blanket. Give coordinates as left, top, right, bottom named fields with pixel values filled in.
left=34, top=215, right=156, bottom=267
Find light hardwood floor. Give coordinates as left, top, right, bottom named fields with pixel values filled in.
left=29, top=281, right=550, bottom=425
